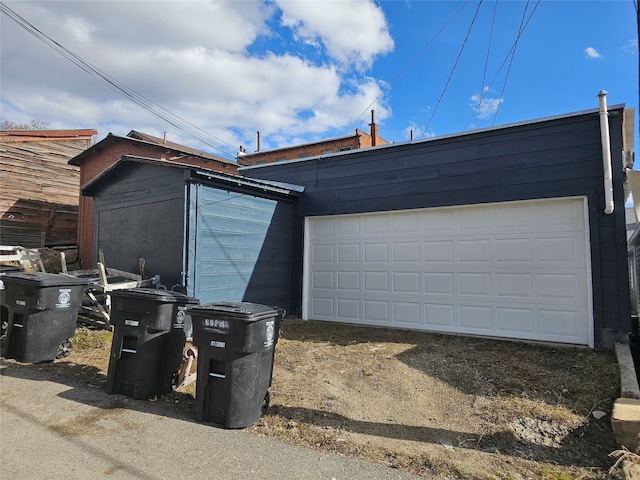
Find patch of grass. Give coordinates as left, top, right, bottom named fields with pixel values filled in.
left=538, top=467, right=575, bottom=480
left=71, top=326, right=112, bottom=350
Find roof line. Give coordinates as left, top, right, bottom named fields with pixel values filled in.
left=240, top=104, right=628, bottom=170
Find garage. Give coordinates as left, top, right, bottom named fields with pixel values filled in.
left=305, top=197, right=592, bottom=345
left=243, top=104, right=632, bottom=348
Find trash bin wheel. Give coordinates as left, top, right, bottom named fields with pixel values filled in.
left=56, top=339, right=73, bottom=359
left=261, top=391, right=270, bottom=415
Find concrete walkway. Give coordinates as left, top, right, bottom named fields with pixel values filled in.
left=0, top=360, right=421, bottom=480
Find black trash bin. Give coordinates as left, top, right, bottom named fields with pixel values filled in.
left=188, top=301, right=284, bottom=428
left=1, top=265, right=25, bottom=336
left=106, top=288, right=199, bottom=399
left=1, top=272, right=87, bottom=363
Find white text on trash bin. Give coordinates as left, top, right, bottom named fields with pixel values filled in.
left=211, top=340, right=225, bottom=348
left=204, top=318, right=229, bottom=333
left=125, top=319, right=139, bottom=327
left=173, top=307, right=186, bottom=329
left=264, top=320, right=275, bottom=347
left=56, top=289, right=72, bottom=308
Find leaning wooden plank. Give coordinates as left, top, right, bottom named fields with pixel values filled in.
left=103, top=267, right=143, bottom=281
left=84, top=290, right=110, bottom=322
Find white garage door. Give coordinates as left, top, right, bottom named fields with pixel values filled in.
left=304, top=197, right=593, bottom=346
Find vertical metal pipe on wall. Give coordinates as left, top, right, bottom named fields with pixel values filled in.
left=598, top=90, right=615, bottom=215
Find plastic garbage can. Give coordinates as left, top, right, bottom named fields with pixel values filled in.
left=1, top=265, right=25, bottom=336
left=1, top=272, right=87, bottom=363
left=188, top=301, right=284, bottom=428
left=106, top=288, right=199, bottom=399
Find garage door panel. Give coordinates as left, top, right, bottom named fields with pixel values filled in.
left=393, top=272, right=420, bottom=293
left=364, top=243, right=389, bottom=262
left=311, top=297, right=334, bottom=317
left=424, top=304, right=455, bottom=326
left=459, top=305, right=492, bottom=330
left=364, top=300, right=390, bottom=322
left=495, top=238, right=533, bottom=262
left=363, top=271, right=389, bottom=292
left=392, top=242, right=420, bottom=262
left=425, top=272, right=454, bottom=295
left=536, top=236, right=583, bottom=264
left=312, top=270, right=333, bottom=289
left=539, top=308, right=586, bottom=337
left=337, top=271, right=360, bottom=290
left=337, top=298, right=360, bottom=319
left=421, top=210, right=454, bottom=232
left=424, top=241, right=454, bottom=262
left=458, top=272, right=491, bottom=296
left=305, top=197, right=592, bottom=345
left=496, top=307, right=535, bottom=333
left=495, top=273, right=533, bottom=298
left=458, top=240, right=491, bottom=262
left=312, top=244, right=334, bottom=263
left=393, top=302, right=421, bottom=324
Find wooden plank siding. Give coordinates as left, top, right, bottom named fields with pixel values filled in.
left=0, top=130, right=96, bottom=247
left=242, top=107, right=632, bottom=346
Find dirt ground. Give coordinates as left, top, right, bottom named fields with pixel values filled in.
left=20, top=319, right=639, bottom=479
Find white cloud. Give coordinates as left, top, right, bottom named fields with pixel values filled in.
left=623, top=39, right=638, bottom=54
left=584, top=47, right=603, bottom=59
left=276, top=0, right=394, bottom=70
left=61, top=16, right=94, bottom=43
left=0, top=1, right=393, bottom=157
left=469, top=92, right=503, bottom=120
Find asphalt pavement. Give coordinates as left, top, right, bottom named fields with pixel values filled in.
left=0, top=359, right=421, bottom=480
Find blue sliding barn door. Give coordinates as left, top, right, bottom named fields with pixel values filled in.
left=187, top=184, right=294, bottom=312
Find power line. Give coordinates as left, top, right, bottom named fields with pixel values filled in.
left=491, top=0, right=540, bottom=125
left=419, top=0, right=484, bottom=139
left=0, top=2, right=238, bottom=159
left=461, top=0, right=540, bottom=130
left=464, top=0, right=498, bottom=131
left=341, top=0, right=472, bottom=136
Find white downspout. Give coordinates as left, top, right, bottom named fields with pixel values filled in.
left=598, top=90, right=614, bottom=215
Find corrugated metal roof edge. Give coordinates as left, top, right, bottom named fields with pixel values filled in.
left=81, top=155, right=303, bottom=197
left=192, top=169, right=304, bottom=196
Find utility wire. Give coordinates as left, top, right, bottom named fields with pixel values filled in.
left=0, top=2, right=238, bottom=159
left=462, top=0, right=539, bottom=129
left=341, top=0, right=472, bottom=136
left=419, top=0, right=484, bottom=139
left=491, top=0, right=539, bottom=125
left=464, top=0, right=498, bottom=131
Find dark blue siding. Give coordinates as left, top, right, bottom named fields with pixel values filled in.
left=243, top=108, right=631, bottom=346
left=187, top=185, right=294, bottom=313
left=93, top=164, right=185, bottom=287
left=89, top=160, right=298, bottom=314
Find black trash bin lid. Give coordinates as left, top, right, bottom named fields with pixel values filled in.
left=187, top=301, right=279, bottom=322
left=1, top=271, right=88, bottom=287
left=108, top=288, right=199, bottom=304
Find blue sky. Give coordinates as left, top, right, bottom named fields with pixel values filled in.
left=1, top=1, right=637, bottom=161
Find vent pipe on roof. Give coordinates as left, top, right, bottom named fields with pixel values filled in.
left=256, top=131, right=261, bottom=152
left=598, top=90, right=614, bottom=215
left=370, top=110, right=377, bottom=147
left=163, top=131, right=167, bottom=144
